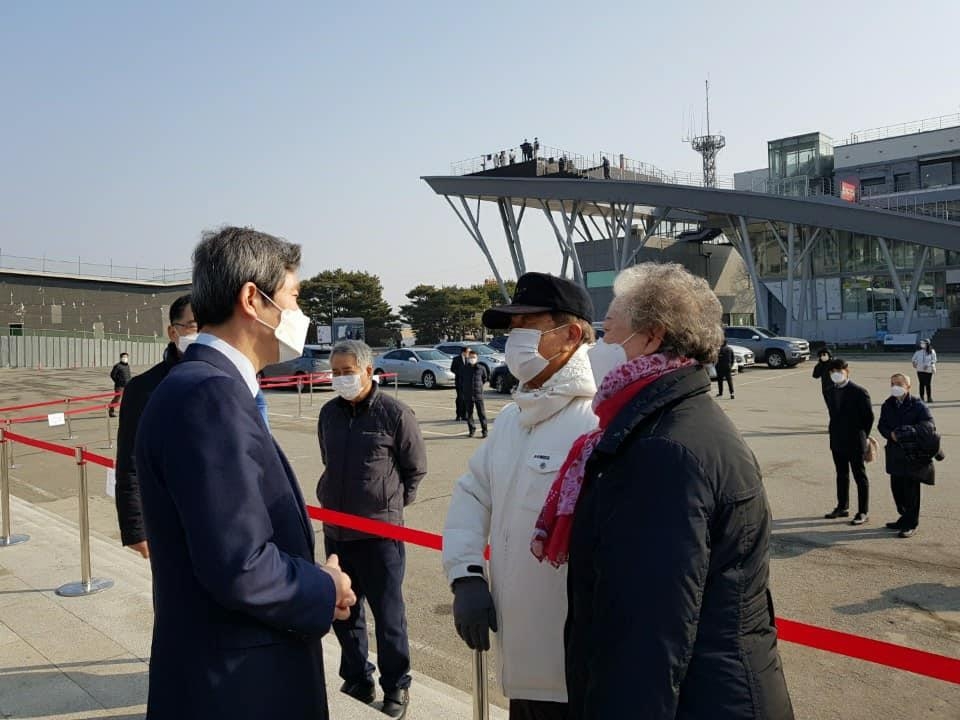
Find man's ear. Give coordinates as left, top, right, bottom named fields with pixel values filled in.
left=237, top=282, right=260, bottom=321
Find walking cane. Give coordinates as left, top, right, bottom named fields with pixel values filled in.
left=472, top=649, right=489, bottom=720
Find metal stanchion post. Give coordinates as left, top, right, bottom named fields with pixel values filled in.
left=103, top=404, right=113, bottom=449
left=394, top=373, right=399, bottom=400
left=472, top=650, right=489, bottom=720
left=309, top=373, right=314, bottom=406
left=63, top=398, right=77, bottom=440
left=5, top=420, right=17, bottom=470
left=0, top=428, right=29, bottom=547
left=56, top=446, right=113, bottom=597
left=297, top=377, right=303, bottom=418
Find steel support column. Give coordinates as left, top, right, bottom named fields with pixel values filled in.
left=558, top=203, right=585, bottom=285
left=877, top=237, right=909, bottom=316
left=496, top=199, right=524, bottom=278
left=900, top=246, right=930, bottom=333
left=624, top=208, right=671, bottom=267
left=444, top=195, right=510, bottom=301
left=785, top=224, right=796, bottom=336
left=730, top=216, right=769, bottom=329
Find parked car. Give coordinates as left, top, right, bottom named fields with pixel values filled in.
left=434, top=342, right=507, bottom=377
left=724, top=326, right=810, bottom=368
left=373, top=347, right=457, bottom=389
left=487, top=335, right=508, bottom=352
left=259, top=345, right=333, bottom=388
left=730, top=344, right=755, bottom=372
left=490, top=364, right=518, bottom=394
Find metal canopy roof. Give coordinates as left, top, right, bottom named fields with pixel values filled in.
left=422, top=176, right=960, bottom=249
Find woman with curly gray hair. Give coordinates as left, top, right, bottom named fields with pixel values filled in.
left=532, top=262, right=794, bottom=719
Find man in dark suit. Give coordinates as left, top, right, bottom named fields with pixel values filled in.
left=450, top=346, right=469, bottom=421
left=109, top=351, right=132, bottom=417
left=136, top=227, right=355, bottom=719
left=114, top=293, right=195, bottom=559
left=823, top=357, right=874, bottom=525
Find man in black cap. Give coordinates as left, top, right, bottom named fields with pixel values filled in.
left=442, top=272, right=598, bottom=720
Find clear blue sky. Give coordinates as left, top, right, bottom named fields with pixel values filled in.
left=3, top=1, right=958, bottom=309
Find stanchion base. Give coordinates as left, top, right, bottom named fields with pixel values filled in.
left=0, top=534, right=29, bottom=547
left=56, top=577, right=114, bottom=597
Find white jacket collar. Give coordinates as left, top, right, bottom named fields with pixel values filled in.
left=513, top=345, right=597, bottom=428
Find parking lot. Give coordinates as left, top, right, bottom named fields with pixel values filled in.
left=1, top=357, right=958, bottom=718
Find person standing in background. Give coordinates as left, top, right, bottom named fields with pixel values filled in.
left=912, top=338, right=937, bottom=402
left=878, top=373, right=940, bottom=538
left=823, top=358, right=874, bottom=526
left=451, top=346, right=470, bottom=421
left=109, top=352, right=132, bottom=417
left=715, top=338, right=735, bottom=399
left=115, top=294, right=195, bottom=559
left=462, top=350, right=488, bottom=438
left=811, top=347, right=834, bottom=411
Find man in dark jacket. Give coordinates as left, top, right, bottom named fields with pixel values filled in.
left=463, top=350, right=488, bottom=438
left=877, top=373, right=939, bottom=538
left=115, top=294, right=195, bottom=558
left=109, top=351, right=132, bottom=417
left=318, top=339, right=427, bottom=718
left=811, top=347, right=833, bottom=411
left=824, top=358, right=874, bottom=525
left=451, top=346, right=470, bottom=421
left=715, top=338, right=735, bottom=398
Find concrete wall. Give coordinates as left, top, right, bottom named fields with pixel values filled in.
left=0, top=335, right=166, bottom=369
left=0, top=271, right=191, bottom=338
left=834, top=126, right=960, bottom=170
left=734, top=167, right=769, bottom=191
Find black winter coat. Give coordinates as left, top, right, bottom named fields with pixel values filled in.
left=811, top=359, right=833, bottom=395
left=110, top=361, right=132, bottom=389
left=461, top=362, right=487, bottom=399
left=115, top=343, right=178, bottom=546
left=716, top=345, right=734, bottom=373
left=316, top=383, right=427, bottom=541
left=877, top=395, right=938, bottom=485
left=827, top=381, right=874, bottom=458
left=566, top=365, right=793, bottom=720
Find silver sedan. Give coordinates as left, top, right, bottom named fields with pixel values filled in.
left=373, top=347, right=457, bottom=389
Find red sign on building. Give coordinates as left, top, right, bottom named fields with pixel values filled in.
left=840, top=181, right=857, bottom=202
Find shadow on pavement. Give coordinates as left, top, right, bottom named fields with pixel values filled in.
left=833, top=582, right=960, bottom=615
left=770, top=516, right=898, bottom=558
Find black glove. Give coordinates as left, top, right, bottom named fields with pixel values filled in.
left=452, top=576, right=498, bottom=651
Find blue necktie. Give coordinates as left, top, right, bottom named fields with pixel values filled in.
left=255, top=390, right=271, bottom=430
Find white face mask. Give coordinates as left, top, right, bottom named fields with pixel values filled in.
left=468, top=357, right=478, bottom=365
left=504, top=325, right=568, bottom=385
left=890, top=385, right=907, bottom=398
left=177, top=333, right=198, bottom=354
left=586, top=333, right=636, bottom=387
left=830, top=371, right=845, bottom=384
left=256, top=289, right=310, bottom=363
left=332, top=373, right=365, bottom=400
left=120, top=357, right=128, bottom=365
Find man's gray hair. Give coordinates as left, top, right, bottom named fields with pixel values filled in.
left=191, top=226, right=301, bottom=328
left=331, top=340, right=373, bottom=369
left=612, top=262, right=724, bottom=363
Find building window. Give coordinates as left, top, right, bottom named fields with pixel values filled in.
left=586, top=270, right=616, bottom=288
left=894, top=173, right=912, bottom=193
left=860, top=177, right=887, bottom=197
left=920, top=161, right=953, bottom=189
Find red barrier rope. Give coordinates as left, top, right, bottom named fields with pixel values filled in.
left=3, top=429, right=78, bottom=459
left=776, top=618, right=960, bottom=685
left=7, top=402, right=115, bottom=425
left=0, top=391, right=117, bottom=415
left=2, top=429, right=957, bottom=685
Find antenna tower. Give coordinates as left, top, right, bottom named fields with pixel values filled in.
left=687, top=80, right=726, bottom=188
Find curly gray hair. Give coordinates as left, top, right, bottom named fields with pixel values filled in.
left=331, top=340, right=373, bottom=369
left=612, top=262, right=723, bottom=363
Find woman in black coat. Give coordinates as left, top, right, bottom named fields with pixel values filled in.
left=532, top=262, right=793, bottom=719
left=877, top=373, right=939, bottom=538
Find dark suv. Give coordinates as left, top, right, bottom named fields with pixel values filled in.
left=723, top=326, right=809, bottom=368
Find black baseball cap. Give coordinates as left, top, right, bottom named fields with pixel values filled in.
left=482, top=272, right=594, bottom=330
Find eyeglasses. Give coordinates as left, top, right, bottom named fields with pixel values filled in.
left=173, top=321, right=199, bottom=331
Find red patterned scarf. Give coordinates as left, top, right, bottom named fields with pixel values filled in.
left=530, top=353, right=696, bottom=567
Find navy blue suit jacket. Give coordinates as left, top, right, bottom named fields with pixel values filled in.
left=136, top=343, right=336, bottom=719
